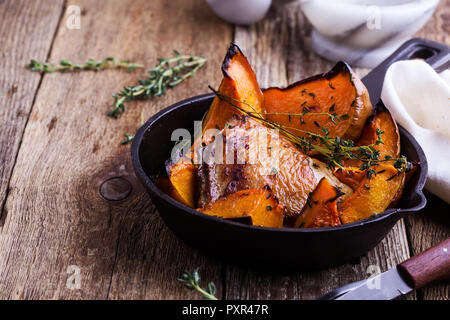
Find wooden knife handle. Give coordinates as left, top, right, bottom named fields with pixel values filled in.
left=398, top=238, right=450, bottom=289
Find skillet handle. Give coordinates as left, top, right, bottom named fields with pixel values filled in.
left=362, top=38, right=450, bottom=106
left=397, top=237, right=450, bottom=289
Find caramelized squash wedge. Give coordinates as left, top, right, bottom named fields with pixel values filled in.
left=333, top=167, right=367, bottom=191
left=389, top=162, right=418, bottom=208
left=202, top=43, right=264, bottom=143
left=198, top=189, right=284, bottom=228
left=165, top=158, right=197, bottom=208
left=166, top=43, right=264, bottom=207
left=159, top=44, right=411, bottom=228
left=338, top=164, right=405, bottom=224
left=343, top=108, right=400, bottom=167
left=156, top=176, right=177, bottom=197
left=294, top=178, right=343, bottom=228
left=196, top=115, right=352, bottom=218
left=263, top=61, right=373, bottom=142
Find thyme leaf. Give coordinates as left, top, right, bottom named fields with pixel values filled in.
left=29, top=57, right=143, bottom=73
left=120, top=133, right=135, bottom=145
left=209, top=87, right=408, bottom=174
left=178, top=268, right=218, bottom=300
left=109, top=51, right=206, bottom=118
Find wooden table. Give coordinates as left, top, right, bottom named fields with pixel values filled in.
left=0, top=0, right=448, bottom=300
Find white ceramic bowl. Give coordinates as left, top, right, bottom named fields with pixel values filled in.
left=206, top=0, right=272, bottom=25
left=300, top=0, right=440, bottom=67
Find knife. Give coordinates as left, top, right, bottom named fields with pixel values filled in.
left=317, top=238, right=450, bottom=300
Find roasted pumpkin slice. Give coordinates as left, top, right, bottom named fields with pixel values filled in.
left=156, top=176, right=192, bottom=207
left=338, top=164, right=405, bottom=224
left=294, top=178, right=343, bottom=228
left=166, top=44, right=262, bottom=207
left=263, top=61, right=373, bottom=142
left=202, top=43, right=264, bottom=143
left=156, top=176, right=176, bottom=196
left=165, top=158, right=197, bottom=208
left=343, top=109, right=400, bottom=167
left=198, top=189, right=284, bottom=228
left=333, top=167, right=367, bottom=191
left=389, top=162, right=417, bottom=208
left=196, top=115, right=352, bottom=218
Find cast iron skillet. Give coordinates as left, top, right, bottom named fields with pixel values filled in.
left=131, top=39, right=449, bottom=270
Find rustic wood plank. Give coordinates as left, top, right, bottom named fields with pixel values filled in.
left=414, top=0, right=450, bottom=44
left=407, top=0, right=450, bottom=300
left=228, top=0, right=415, bottom=300
left=405, top=194, right=450, bottom=300
left=0, top=0, right=65, bottom=223
left=0, top=0, right=232, bottom=299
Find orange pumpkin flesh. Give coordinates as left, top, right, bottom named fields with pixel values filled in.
left=202, top=44, right=264, bottom=143
left=342, top=109, right=400, bottom=167
left=165, top=159, right=197, bottom=208
left=263, top=62, right=373, bottom=142
left=368, top=110, right=400, bottom=159
left=198, top=189, right=284, bottom=228
left=333, top=167, right=366, bottom=191
left=389, top=162, right=418, bottom=208
left=338, top=164, right=405, bottom=224
left=156, top=44, right=409, bottom=227
left=165, top=43, right=265, bottom=207
left=156, top=176, right=176, bottom=197
left=196, top=116, right=352, bottom=218
left=155, top=176, right=191, bottom=207
left=294, top=178, right=342, bottom=228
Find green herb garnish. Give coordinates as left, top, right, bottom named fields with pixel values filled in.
left=209, top=87, right=408, bottom=174
left=109, top=51, right=206, bottom=118
left=29, top=57, right=143, bottom=73
left=178, top=268, right=218, bottom=300
left=120, top=133, right=135, bottom=145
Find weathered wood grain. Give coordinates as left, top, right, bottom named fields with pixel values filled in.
left=405, top=195, right=450, bottom=302
left=0, top=0, right=448, bottom=301
left=228, top=0, right=415, bottom=300
left=415, top=0, right=450, bottom=44
left=0, top=0, right=65, bottom=224
left=0, top=0, right=231, bottom=299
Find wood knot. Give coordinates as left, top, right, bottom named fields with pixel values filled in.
left=99, top=177, right=132, bottom=201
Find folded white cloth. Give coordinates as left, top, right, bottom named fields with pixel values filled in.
left=381, top=60, right=450, bottom=204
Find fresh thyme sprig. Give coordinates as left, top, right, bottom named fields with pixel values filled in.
left=208, top=86, right=408, bottom=176
left=209, top=86, right=345, bottom=125
left=178, top=268, right=218, bottom=300
left=120, top=133, right=135, bottom=145
left=249, top=110, right=343, bottom=124
left=109, top=51, right=207, bottom=118
left=28, top=57, right=143, bottom=73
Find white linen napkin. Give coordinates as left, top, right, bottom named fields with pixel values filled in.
left=381, top=59, right=450, bottom=204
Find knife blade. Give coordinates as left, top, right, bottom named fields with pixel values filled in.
left=318, top=238, right=450, bottom=300
left=317, top=267, right=413, bottom=300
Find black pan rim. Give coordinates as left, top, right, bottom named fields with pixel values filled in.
left=131, top=93, right=428, bottom=234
